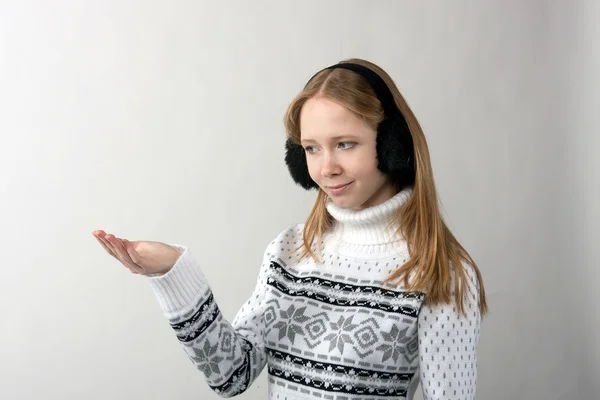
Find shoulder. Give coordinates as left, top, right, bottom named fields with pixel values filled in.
left=268, top=223, right=304, bottom=245
left=455, top=261, right=481, bottom=294
left=263, top=223, right=305, bottom=261
left=449, top=260, right=483, bottom=315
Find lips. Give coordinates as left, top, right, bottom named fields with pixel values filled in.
left=328, top=183, right=352, bottom=189
left=327, top=181, right=354, bottom=194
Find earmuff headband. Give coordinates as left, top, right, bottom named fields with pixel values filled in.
left=305, top=63, right=404, bottom=121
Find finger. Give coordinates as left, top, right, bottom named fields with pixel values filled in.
left=123, top=239, right=142, bottom=265
left=107, top=236, right=144, bottom=274
left=95, top=236, right=117, bottom=259
left=101, top=234, right=129, bottom=265
left=122, top=240, right=146, bottom=274
left=105, top=235, right=133, bottom=265
left=112, top=237, right=138, bottom=268
left=101, top=236, right=119, bottom=257
left=97, top=232, right=142, bottom=275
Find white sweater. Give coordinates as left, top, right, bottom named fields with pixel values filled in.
left=148, top=188, right=481, bottom=399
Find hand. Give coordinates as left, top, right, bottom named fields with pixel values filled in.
left=92, top=230, right=182, bottom=276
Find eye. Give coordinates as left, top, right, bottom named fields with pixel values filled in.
left=304, top=146, right=317, bottom=154
left=338, top=141, right=356, bottom=150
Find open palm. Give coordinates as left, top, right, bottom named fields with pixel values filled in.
left=93, top=230, right=181, bottom=275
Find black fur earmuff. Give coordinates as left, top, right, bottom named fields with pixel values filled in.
left=284, top=62, right=416, bottom=191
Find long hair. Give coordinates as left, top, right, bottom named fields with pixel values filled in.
left=283, top=58, right=487, bottom=317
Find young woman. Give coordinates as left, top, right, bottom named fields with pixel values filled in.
left=93, top=58, right=487, bottom=400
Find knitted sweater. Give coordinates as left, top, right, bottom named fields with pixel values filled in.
left=148, top=188, right=481, bottom=400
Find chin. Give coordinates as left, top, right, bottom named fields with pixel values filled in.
left=331, top=196, right=362, bottom=210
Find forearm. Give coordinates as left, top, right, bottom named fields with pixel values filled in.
left=147, top=246, right=267, bottom=397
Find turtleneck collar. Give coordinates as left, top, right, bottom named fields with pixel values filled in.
left=324, top=187, right=413, bottom=258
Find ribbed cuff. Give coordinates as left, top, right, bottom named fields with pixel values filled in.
left=147, top=244, right=208, bottom=315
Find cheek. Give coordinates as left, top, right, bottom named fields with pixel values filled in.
left=348, top=153, right=378, bottom=178
left=306, top=159, right=321, bottom=181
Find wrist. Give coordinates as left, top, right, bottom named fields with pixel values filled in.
left=162, top=245, right=183, bottom=274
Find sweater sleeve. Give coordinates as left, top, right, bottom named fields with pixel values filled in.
left=417, top=264, right=482, bottom=400
left=146, top=239, right=278, bottom=398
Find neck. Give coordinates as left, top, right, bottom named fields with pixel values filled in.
left=323, top=187, right=413, bottom=258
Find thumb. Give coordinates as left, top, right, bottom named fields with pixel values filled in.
left=123, top=239, right=142, bottom=263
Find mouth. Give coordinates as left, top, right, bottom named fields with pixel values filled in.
left=327, top=181, right=354, bottom=194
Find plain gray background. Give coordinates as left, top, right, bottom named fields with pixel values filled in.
left=0, top=1, right=596, bottom=399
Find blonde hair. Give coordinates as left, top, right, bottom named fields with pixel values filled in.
left=283, top=58, right=487, bottom=317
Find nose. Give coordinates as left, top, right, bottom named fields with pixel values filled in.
left=321, top=153, right=342, bottom=178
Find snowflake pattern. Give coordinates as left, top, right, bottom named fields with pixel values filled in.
left=272, top=304, right=310, bottom=343
left=323, top=315, right=358, bottom=354
left=160, top=220, right=480, bottom=400
left=190, top=339, right=223, bottom=378
left=376, top=325, right=413, bottom=363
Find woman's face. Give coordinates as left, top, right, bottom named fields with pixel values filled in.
left=300, top=96, right=397, bottom=210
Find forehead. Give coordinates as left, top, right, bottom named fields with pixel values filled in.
left=299, top=97, right=373, bottom=142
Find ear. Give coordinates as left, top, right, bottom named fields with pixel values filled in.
left=284, top=138, right=319, bottom=190
left=376, top=115, right=416, bottom=187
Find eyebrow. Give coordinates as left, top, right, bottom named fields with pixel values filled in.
left=300, top=135, right=358, bottom=144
